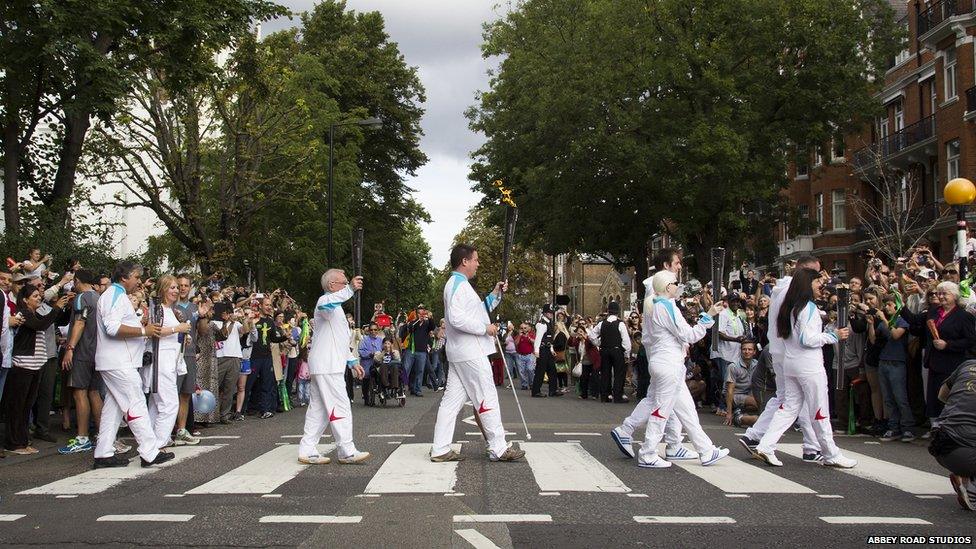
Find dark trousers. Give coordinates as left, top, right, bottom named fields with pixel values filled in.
left=30, top=357, right=58, bottom=433
left=635, top=354, right=650, bottom=400
left=245, top=357, right=276, bottom=413
left=532, top=350, right=557, bottom=395
left=579, top=363, right=601, bottom=398
left=3, top=367, right=41, bottom=450
left=832, top=369, right=871, bottom=426
left=935, top=445, right=976, bottom=477
left=926, top=369, right=952, bottom=420
left=286, top=356, right=300, bottom=394
left=216, top=357, right=240, bottom=420
left=600, top=348, right=626, bottom=401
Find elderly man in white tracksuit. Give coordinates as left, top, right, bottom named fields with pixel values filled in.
left=739, top=257, right=823, bottom=463
left=611, top=270, right=730, bottom=468
left=753, top=268, right=857, bottom=468
left=93, top=262, right=170, bottom=469
left=298, top=269, right=370, bottom=465
left=430, top=244, right=524, bottom=463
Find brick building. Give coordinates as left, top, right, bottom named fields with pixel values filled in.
left=778, top=0, right=976, bottom=275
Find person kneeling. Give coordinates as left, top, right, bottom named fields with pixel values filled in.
left=724, top=340, right=760, bottom=428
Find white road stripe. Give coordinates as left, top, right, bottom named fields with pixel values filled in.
left=916, top=495, right=942, bottom=499
left=364, top=443, right=462, bottom=494
left=55, top=495, right=77, bottom=499
left=724, top=494, right=749, bottom=498
left=262, top=494, right=283, bottom=498
left=665, top=445, right=814, bottom=494
left=819, top=516, right=932, bottom=525
left=779, top=444, right=955, bottom=495
left=97, top=514, right=194, bottom=522
left=454, top=515, right=552, bottom=523
left=817, top=495, right=844, bottom=499
left=185, top=444, right=333, bottom=495
left=280, top=434, right=331, bottom=439
left=627, top=493, right=649, bottom=498
left=553, top=432, right=601, bottom=436
left=635, top=516, right=736, bottom=524
left=539, top=492, right=560, bottom=496
left=17, top=445, right=223, bottom=496
left=0, top=514, right=26, bottom=521
left=465, top=432, right=516, bottom=436
left=522, top=442, right=630, bottom=493
left=445, top=493, right=465, bottom=497
left=368, top=434, right=415, bottom=438
left=456, top=529, right=502, bottom=549
left=197, top=436, right=241, bottom=440
left=259, top=515, right=362, bottom=524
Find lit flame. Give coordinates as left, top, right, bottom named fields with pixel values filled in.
left=493, top=179, right=516, bottom=207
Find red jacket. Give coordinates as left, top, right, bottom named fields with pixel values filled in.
left=570, top=335, right=601, bottom=370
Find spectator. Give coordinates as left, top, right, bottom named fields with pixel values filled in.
left=553, top=316, right=570, bottom=393
left=873, top=295, right=914, bottom=442
left=373, top=338, right=403, bottom=397
left=712, top=296, right=745, bottom=413
left=248, top=298, right=287, bottom=419
left=174, top=275, right=201, bottom=440
left=404, top=305, right=436, bottom=396
left=588, top=302, right=630, bottom=403
left=724, top=340, right=760, bottom=427
left=58, top=269, right=103, bottom=454
left=212, top=301, right=248, bottom=424
left=513, top=322, right=535, bottom=390
left=372, top=303, right=393, bottom=329
left=358, top=322, right=385, bottom=403
left=3, top=284, right=66, bottom=454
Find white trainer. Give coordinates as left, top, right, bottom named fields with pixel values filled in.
left=338, top=451, right=371, bottom=464
left=700, top=447, right=730, bottom=466
left=637, top=455, right=672, bottom=469
left=298, top=454, right=331, bottom=465
left=822, top=454, right=857, bottom=469
left=665, top=445, right=699, bottom=461
left=611, top=427, right=635, bottom=459
left=756, top=450, right=783, bottom=467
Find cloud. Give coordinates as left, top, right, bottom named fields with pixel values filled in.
left=265, top=0, right=504, bottom=268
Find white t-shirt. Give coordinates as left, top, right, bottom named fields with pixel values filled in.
left=158, top=306, right=183, bottom=352
left=214, top=320, right=243, bottom=358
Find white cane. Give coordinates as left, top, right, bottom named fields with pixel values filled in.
left=493, top=332, right=531, bottom=440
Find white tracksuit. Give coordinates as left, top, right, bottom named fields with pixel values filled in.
left=744, top=277, right=821, bottom=453
left=619, top=278, right=684, bottom=447
left=755, top=301, right=841, bottom=459
left=94, top=283, right=159, bottom=461
left=623, top=297, right=718, bottom=462
left=431, top=271, right=508, bottom=458
left=145, top=306, right=185, bottom=448
left=299, top=285, right=360, bottom=459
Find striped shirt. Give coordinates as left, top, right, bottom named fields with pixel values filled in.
left=13, top=331, right=47, bottom=370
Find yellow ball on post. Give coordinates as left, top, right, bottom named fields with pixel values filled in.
left=945, top=177, right=976, bottom=206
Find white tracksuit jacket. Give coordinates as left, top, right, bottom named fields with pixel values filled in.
left=783, top=301, right=838, bottom=376
left=646, top=297, right=714, bottom=366
left=309, top=285, right=358, bottom=375
left=765, top=276, right=792, bottom=360
left=96, top=283, right=145, bottom=371
left=443, top=271, right=500, bottom=363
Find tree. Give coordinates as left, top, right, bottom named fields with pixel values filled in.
left=849, top=148, right=946, bottom=261
left=0, top=0, right=285, bottom=231
left=434, top=207, right=550, bottom=323
left=468, top=0, right=903, bottom=282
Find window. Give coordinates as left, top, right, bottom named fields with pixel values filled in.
left=814, top=146, right=823, bottom=167
left=894, top=102, right=904, bottom=131
left=815, top=193, right=823, bottom=230
left=798, top=204, right=809, bottom=222
left=947, top=139, right=960, bottom=181
left=931, top=81, right=938, bottom=114
left=880, top=116, right=889, bottom=141
left=945, top=47, right=957, bottom=101
left=833, top=260, right=848, bottom=277
left=796, top=149, right=809, bottom=178
left=831, top=138, right=845, bottom=161
left=897, top=175, right=908, bottom=212
left=831, top=189, right=846, bottom=230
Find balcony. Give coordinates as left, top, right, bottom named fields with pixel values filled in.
left=852, top=115, right=937, bottom=174
left=854, top=202, right=947, bottom=243
left=778, top=235, right=814, bottom=258
left=918, top=0, right=976, bottom=48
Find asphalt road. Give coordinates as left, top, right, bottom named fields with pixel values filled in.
left=1, top=384, right=974, bottom=548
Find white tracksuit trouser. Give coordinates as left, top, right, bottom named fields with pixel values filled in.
left=94, top=369, right=159, bottom=461
left=147, top=349, right=180, bottom=448
left=300, top=373, right=357, bottom=458
left=755, top=368, right=840, bottom=460
left=745, top=357, right=821, bottom=453
left=432, top=357, right=508, bottom=458
left=632, top=360, right=716, bottom=462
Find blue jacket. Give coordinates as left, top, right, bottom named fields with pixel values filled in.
left=358, top=334, right=385, bottom=372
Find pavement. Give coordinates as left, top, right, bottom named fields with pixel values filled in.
left=1, top=384, right=974, bottom=548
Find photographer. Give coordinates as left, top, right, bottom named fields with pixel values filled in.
left=860, top=289, right=887, bottom=435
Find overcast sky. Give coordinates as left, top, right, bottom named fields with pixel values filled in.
left=265, top=0, right=504, bottom=269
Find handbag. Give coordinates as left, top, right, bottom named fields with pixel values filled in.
left=572, top=361, right=582, bottom=377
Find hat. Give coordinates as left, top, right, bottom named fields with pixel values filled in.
left=542, top=303, right=554, bottom=315
left=607, top=301, right=620, bottom=315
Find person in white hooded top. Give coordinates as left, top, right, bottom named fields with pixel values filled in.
left=611, top=269, right=730, bottom=468
left=297, top=268, right=370, bottom=465
left=753, top=267, right=857, bottom=469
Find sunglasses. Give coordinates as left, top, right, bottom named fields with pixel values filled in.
left=944, top=270, right=958, bottom=275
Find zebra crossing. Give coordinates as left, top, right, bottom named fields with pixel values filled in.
left=9, top=436, right=955, bottom=502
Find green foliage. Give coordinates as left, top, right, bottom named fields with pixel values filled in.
left=468, top=0, right=903, bottom=277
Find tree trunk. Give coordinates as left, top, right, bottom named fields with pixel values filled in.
left=3, top=121, right=21, bottom=232
left=633, top=241, right=650, bottom=303
left=47, top=109, right=92, bottom=224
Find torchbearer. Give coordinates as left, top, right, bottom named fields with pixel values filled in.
left=611, top=270, right=730, bottom=468
left=430, top=244, right=524, bottom=463
left=297, top=269, right=370, bottom=465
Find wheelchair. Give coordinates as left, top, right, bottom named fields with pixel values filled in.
left=364, top=362, right=406, bottom=407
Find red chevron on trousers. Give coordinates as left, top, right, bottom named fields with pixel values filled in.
left=650, top=407, right=666, bottom=420
left=125, top=410, right=141, bottom=422
left=778, top=403, right=785, bottom=410
left=329, top=408, right=345, bottom=422
left=814, top=408, right=828, bottom=421
left=478, top=400, right=492, bottom=414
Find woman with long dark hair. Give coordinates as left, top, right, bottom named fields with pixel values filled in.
left=754, top=268, right=857, bottom=468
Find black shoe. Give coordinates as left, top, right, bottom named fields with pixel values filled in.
left=33, top=430, right=56, bottom=443
left=738, top=436, right=759, bottom=457
left=93, top=455, right=129, bottom=469
left=549, top=392, right=563, bottom=397
left=600, top=397, right=612, bottom=403
left=141, top=451, right=175, bottom=468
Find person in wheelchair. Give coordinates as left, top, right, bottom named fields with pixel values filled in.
left=372, top=338, right=404, bottom=399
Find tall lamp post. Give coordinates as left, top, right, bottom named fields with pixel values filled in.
left=328, top=116, right=383, bottom=266
left=944, top=177, right=976, bottom=280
